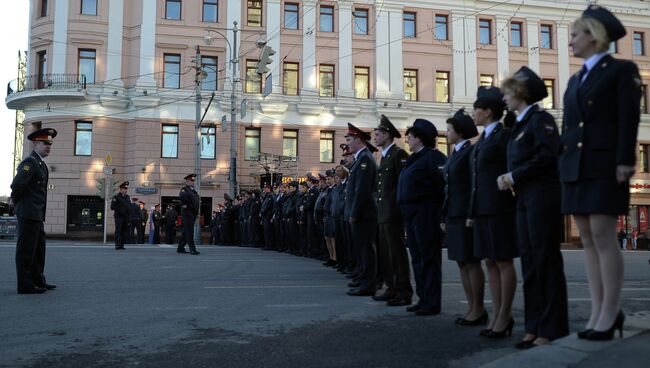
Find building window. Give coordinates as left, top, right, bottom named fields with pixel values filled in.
left=543, top=79, right=555, bottom=109
left=201, top=56, right=218, bottom=91
left=284, top=3, right=299, bottom=29
left=37, top=51, right=47, bottom=89
left=74, top=121, right=92, bottom=156
left=165, top=0, right=181, bottom=20
left=244, top=128, right=260, bottom=160
left=434, top=15, right=448, bottom=40
left=247, top=0, right=262, bottom=26
left=319, top=64, right=335, bottom=97
left=354, top=8, right=368, bottom=35
left=163, top=54, right=181, bottom=89
left=479, top=74, right=494, bottom=87
left=641, top=85, right=647, bottom=114
left=479, top=19, right=491, bottom=45
left=540, top=24, right=553, bottom=49
left=435, top=71, right=450, bottom=103
left=320, top=131, right=334, bottom=163
left=40, top=0, right=48, bottom=17
left=634, top=32, right=645, bottom=56
left=609, top=41, right=618, bottom=54
left=320, top=6, right=334, bottom=32
left=404, top=12, right=416, bottom=38
left=201, top=127, right=216, bottom=159
left=354, top=66, right=369, bottom=99
left=437, top=136, right=450, bottom=156
left=283, top=62, right=299, bottom=95
left=81, top=0, right=97, bottom=15
left=283, top=130, right=298, bottom=159
left=511, top=22, right=522, bottom=47
left=78, top=49, right=96, bottom=84
left=404, top=69, right=418, bottom=101
left=203, top=0, right=218, bottom=23
left=161, top=125, right=179, bottom=158
left=246, top=60, right=262, bottom=93
left=640, top=144, right=650, bottom=173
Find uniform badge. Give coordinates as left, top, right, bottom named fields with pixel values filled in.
left=361, top=162, right=367, bottom=169
left=23, top=164, right=30, bottom=172
left=515, top=132, right=525, bottom=141
left=544, top=124, right=555, bottom=135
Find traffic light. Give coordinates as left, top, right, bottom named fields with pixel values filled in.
left=256, top=45, right=275, bottom=75
left=96, top=178, right=106, bottom=199
left=110, top=178, right=119, bottom=194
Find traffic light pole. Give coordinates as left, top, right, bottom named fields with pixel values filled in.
left=103, top=177, right=110, bottom=244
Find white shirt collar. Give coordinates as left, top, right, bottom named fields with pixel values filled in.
left=484, top=121, right=501, bottom=137
left=381, top=142, right=395, bottom=157
left=455, top=139, right=469, bottom=152
left=516, top=105, right=535, bottom=122
left=581, top=52, right=608, bottom=82
left=354, top=147, right=366, bottom=160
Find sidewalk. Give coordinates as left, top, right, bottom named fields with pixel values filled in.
left=481, top=314, right=650, bottom=367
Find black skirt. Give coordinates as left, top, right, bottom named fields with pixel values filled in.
left=446, top=217, right=480, bottom=263
left=562, top=178, right=629, bottom=216
left=473, top=214, right=519, bottom=261
left=324, top=216, right=337, bottom=237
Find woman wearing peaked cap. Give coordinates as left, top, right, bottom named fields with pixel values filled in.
left=560, top=5, right=642, bottom=341
left=498, top=66, right=569, bottom=348
left=469, top=86, right=518, bottom=338
left=442, top=109, right=487, bottom=326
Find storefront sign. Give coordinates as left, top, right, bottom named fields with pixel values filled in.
left=640, top=207, right=648, bottom=233
left=629, top=180, right=650, bottom=193
left=135, top=187, right=157, bottom=195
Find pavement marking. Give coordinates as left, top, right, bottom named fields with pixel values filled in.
left=154, top=306, right=209, bottom=311
left=204, top=285, right=340, bottom=289
left=628, top=298, right=650, bottom=301
left=265, top=303, right=324, bottom=308
left=622, top=288, right=650, bottom=291
left=200, top=259, right=288, bottom=262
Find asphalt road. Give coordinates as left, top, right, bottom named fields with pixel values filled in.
left=1, top=242, right=649, bottom=368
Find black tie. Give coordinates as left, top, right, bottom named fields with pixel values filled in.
left=578, top=65, right=588, bottom=84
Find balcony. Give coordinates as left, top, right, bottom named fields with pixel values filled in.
left=5, top=74, right=87, bottom=109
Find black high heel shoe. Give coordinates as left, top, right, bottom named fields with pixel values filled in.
left=458, top=311, right=488, bottom=326
left=577, top=329, right=593, bottom=339
left=479, top=328, right=492, bottom=337
left=586, top=311, right=625, bottom=341
left=486, top=318, right=514, bottom=338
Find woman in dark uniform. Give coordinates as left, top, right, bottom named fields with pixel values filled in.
left=323, top=170, right=337, bottom=266
left=560, top=5, right=642, bottom=340
left=442, top=109, right=486, bottom=325
left=499, top=66, right=569, bottom=348
left=469, top=86, right=518, bottom=338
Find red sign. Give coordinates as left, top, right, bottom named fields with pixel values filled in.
left=640, top=207, right=648, bottom=233
left=617, top=215, right=625, bottom=231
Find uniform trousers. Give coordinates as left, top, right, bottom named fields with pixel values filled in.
left=178, top=212, right=197, bottom=252
left=130, top=219, right=139, bottom=244
left=378, top=221, right=413, bottom=299
left=516, top=183, right=569, bottom=340
left=273, top=218, right=283, bottom=250
left=262, top=216, right=274, bottom=248
left=306, top=213, right=317, bottom=256
left=333, top=216, right=346, bottom=264
left=349, top=219, right=378, bottom=291
left=165, top=224, right=176, bottom=244
left=15, top=217, right=46, bottom=291
left=114, top=217, right=129, bottom=248
left=153, top=224, right=161, bottom=244
left=401, top=203, right=443, bottom=311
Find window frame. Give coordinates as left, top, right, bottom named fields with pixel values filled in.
left=540, top=24, right=553, bottom=49
left=80, top=0, right=97, bottom=15
left=403, top=12, right=416, bottom=38
left=543, top=79, right=555, bottom=109
left=40, top=0, right=48, bottom=17
left=200, top=126, right=216, bottom=159
left=479, top=19, right=492, bottom=45
left=354, top=8, right=369, bottom=35
left=247, top=0, right=263, bottom=27
left=640, top=143, right=650, bottom=173
left=434, top=14, right=448, bottom=40
left=354, top=66, right=370, bottom=99
left=202, top=0, right=218, bottom=23
left=634, top=32, right=645, bottom=56
left=165, top=0, right=182, bottom=20
left=163, top=53, right=181, bottom=89
left=641, top=84, right=648, bottom=114
left=244, top=127, right=261, bottom=161
left=511, top=21, right=522, bottom=47
left=78, top=49, right=96, bottom=84
left=435, top=71, right=450, bottom=103
left=319, top=5, right=334, bottom=33
left=74, top=120, right=93, bottom=156
left=319, top=64, right=335, bottom=97
left=282, top=129, right=299, bottom=160
left=319, top=130, right=335, bottom=163
left=245, top=59, right=262, bottom=93
left=479, top=74, right=494, bottom=87
left=283, top=62, right=299, bottom=96
left=201, top=55, right=218, bottom=91
left=37, top=50, right=47, bottom=89
left=161, top=124, right=179, bottom=159
left=284, top=2, right=299, bottom=30
left=404, top=69, right=418, bottom=101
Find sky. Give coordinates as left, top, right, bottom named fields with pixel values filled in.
left=0, top=1, right=29, bottom=196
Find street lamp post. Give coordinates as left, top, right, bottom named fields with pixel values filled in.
left=194, top=45, right=204, bottom=244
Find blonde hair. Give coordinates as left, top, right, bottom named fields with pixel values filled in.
left=573, top=16, right=611, bottom=53
left=501, top=75, right=532, bottom=103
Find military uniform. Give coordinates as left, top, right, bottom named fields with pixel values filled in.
left=177, top=174, right=200, bottom=254
left=260, top=190, right=275, bottom=250
left=129, top=199, right=140, bottom=244
left=163, top=206, right=177, bottom=244
left=282, top=186, right=298, bottom=253
left=152, top=206, right=162, bottom=244
left=111, top=182, right=132, bottom=249
left=272, top=190, right=285, bottom=251
left=11, top=128, right=57, bottom=294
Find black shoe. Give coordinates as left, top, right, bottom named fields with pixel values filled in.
left=406, top=304, right=422, bottom=313
left=387, top=297, right=412, bottom=307
left=515, top=340, right=536, bottom=349
left=577, top=329, right=593, bottom=339
left=177, top=249, right=189, bottom=254
left=36, top=283, right=57, bottom=290
left=190, top=251, right=200, bottom=255
left=345, top=273, right=358, bottom=279
left=486, top=319, right=515, bottom=338
left=586, top=311, right=625, bottom=341
left=372, top=292, right=395, bottom=302
left=457, top=311, right=488, bottom=326
left=18, top=287, right=47, bottom=294
left=414, top=308, right=440, bottom=316
left=346, top=288, right=376, bottom=296
left=479, top=329, right=492, bottom=337
left=348, top=281, right=361, bottom=288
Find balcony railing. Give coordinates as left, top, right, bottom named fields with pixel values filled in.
left=7, top=74, right=86, bottom=97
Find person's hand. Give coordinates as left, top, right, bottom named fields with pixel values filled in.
left=466, top=219, right=474, bottom=228
left=497, top=173, right=514, bottom=191
left=440, top=223, right=446, bottom=232
left=617, top=165, right=636, bottom=184
left=181, top=204, right=187, bottom=209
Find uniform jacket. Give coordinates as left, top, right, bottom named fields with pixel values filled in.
left=179, top=185, right=200, bottom=216
left=282, top=192, right=296, bottom=219
left=468, top=124, right=516, bottom=217
left=295, top=192, right=305, bottom=221
left=129, top=202, right=141, bottom=221
left=140, top=208, right=149, bottom=225
left=560, top=55, right=641, bottom=182
left=111, top=193, right=132, bottom=219
left=377, top=144, right=409, bottom=223
left=11, top=151, right=49, bottom=221
left=324, top=186, right=337, bottom=220
left=314, top=188, right=327, bottom=222
left=273, top=193, right=285, bottom=221
left=249, top=197, right=261, bottom=220
left=442, top=141, right=473, bottom=219
left=152, top=210, right=162, bottom=226
left=397, top=147, right=447, bottom=206
left=260, top=193, right=275, bottom=218
left=163, top=207, right=177, bottom=227
left=507, top=104, right=561, bottom=192
left=304, top=186, right=319, bottom=216
left=336, top=181, right=347, bottom=217
left=344, top=147, right=378, bottom=221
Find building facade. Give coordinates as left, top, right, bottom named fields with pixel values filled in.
left=5, top=0, right=650, bottom=240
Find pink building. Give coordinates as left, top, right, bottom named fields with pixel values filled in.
left=5, top=0, right=650, bottom=239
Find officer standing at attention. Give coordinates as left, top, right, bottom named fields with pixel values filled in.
left=152, top=204, right=162, bottom=245
left=10, top=128, right=57, bottom=294
left=138, top=201, right=148, bottom=244
left=560, top=5, right=641, bottom=341
left=163, top=204, right=177, bottom=245
left=111, top=181, right=131, bottom=250
left=260, top=184, right=275, bottom=250
left=344, top=123, right=379, bottom=297
left=129, top=197, right=140, bottom=244
left=373, top=115, right=413, bottom=307
left=177, top=174, right=200, bottom=255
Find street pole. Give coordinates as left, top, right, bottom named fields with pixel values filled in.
left=229, top=21, right=239, bottom=198
left=103, top=177, right=109, bottom=244
left=194, top=45, right=202, bottom=244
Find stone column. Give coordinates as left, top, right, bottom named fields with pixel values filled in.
left=51, top=0, right=69, bottom=75
left=301, top=0, right=318, bottom=96
left=556, top=23, right=570, bottom=109
left=266, top=0, right=282, bottom=94
left=527, top=18, right=540, bottom=73
left=496, top=15, right=510, bottom=83
left=337, top=0, right=354, bottom=98
left=135, top=0, right=157, bottom=87
left=106, top=0, right=125, bottom=87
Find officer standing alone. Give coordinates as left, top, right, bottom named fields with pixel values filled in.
left=177, top=174, right=200, bottom=255
left=111, top=181, right=131, bottom=250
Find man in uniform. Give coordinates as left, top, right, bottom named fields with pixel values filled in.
left=129, top=197, right=140, bottom=244
left=151, top=204, right=162, bottom=244
left=163, top=204, right=177, bottom=244
left=344, top=123, right=379, bottom=296
left=260, top=184, right=275, bottom=250
left=272, top=183, right=287, bottom=251
left=177, top=174, right=200, bottom=255
left=374, top=115, right=414, bottom=306
left=283, top=181, right=299, bottom=254
left=111, top=181, right=131, bottom=250
left=222, top=194, right=234, bottom=244
left=138, top=201, right=148, bottom=244
left=10, top=128, right=57, bottom=294
left=304, top=174, right=320, bottom=258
